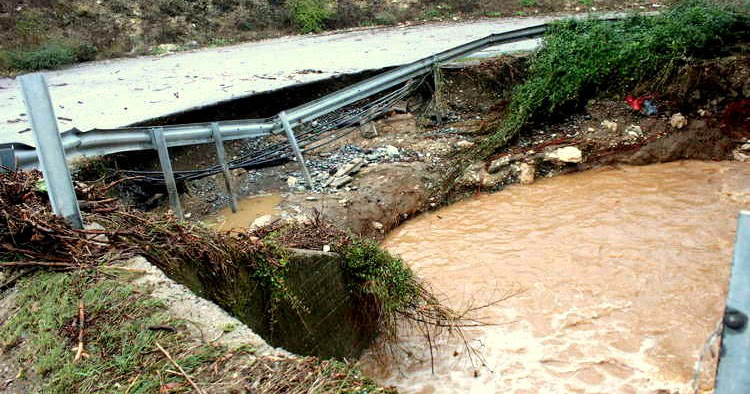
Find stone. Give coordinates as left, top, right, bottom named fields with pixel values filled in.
left=330, top=175, right=352, bottom=188
left=360, top=122, right=378, bottom=139
left=734, top=149, right=750, bottom=162
left=482, top=167, right=511, bottom=188
left=84, top=222, right=108, bottom=242
left=601, top=120, right=618, bottom=132
left=251, top=214, right=275, bottom=229
left=306, top=196, right=319, bottom=201
left=458, top=162, right=484, bottom=186
left=625, top=125, right=643, bottom=138
left=385, top=145, right=400, bottom=157
left=391, top=101, right=408, bottom=113
left=545, top=146, right=583, bottom=163
left=456, top=140, right=475, bottom=149
left=670, top=113, right=687, bottom=129
left=286, top=176, right=298, bottom=188
left=157, top=43, right=178, bottom=52
left=231, top=168, right=247, bottom=177
left=518, top=163, right=535, bottom=185
left=333, top=158, right=364, bottom=178
left=371, top=221, right=384, bottom=231
left=322, top=245, right=331, bottom=253
left=488, top=156, right=511, bottom=174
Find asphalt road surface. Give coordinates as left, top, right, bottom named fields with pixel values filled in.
left=0, top=15, right=555, bottom=147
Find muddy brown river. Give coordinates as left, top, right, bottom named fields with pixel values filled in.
left=360, top=160, right=750, bottom=394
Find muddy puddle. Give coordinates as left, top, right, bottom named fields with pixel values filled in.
left=207, top=194, right=282, bottom=231
left=360, top=160, right=750, bottom=393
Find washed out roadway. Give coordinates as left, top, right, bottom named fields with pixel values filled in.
left=0, top=16, right=555, bottom=147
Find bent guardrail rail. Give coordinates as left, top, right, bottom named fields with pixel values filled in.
left=3, top=23, right=548, bottom=169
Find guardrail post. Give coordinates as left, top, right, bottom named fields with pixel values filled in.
left=279, top=111, right=313, bottom=189
left=0, top=144, right=16, bottom=173
left=432, top=56, right=444, bottom=124
left=150, top=127, right=184, bottom=220
left=716, top=211, right=750, bottom=393
left=210, top=122, right=238, bottom=213
left=19, top=74, right=83, bottom=229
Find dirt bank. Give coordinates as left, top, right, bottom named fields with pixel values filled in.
left=119, top=51, right=749, bottom=239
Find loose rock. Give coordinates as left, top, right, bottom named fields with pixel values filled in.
left=519, top=163, right=535, bottom=185
left=251, top=214, right=275, bottom=229
left=488, top=156, right=511, bottom=174
left=330, top=175, right=353, bottom=189
left=670, top=113, right=687, bottom=129
left=626, top=125, right=643, bottom=138
left=287, top=176, right=298, bottom=188
left=360, top=122, right=378, bottom=139
left=601, top=120, right=618, bottom=132
left=545, top=146, right=583, bottom=163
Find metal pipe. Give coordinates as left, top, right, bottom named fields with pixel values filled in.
left=19, top=74, right=83, bottom=229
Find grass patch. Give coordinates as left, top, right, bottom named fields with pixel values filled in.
left=1, top=40, right=100, bottom=73
left=0, top=271, right=220, bottom=393
left=479, top=0, right=750, bottom=157
left=0, top=269, right=394, bottom=393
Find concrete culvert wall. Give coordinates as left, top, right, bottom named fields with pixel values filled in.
left=159, top=248, right=377, bottom=359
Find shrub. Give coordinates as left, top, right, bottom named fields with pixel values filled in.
left=480, top=0, right=750, bottom=156
left=287, top=0, right=331, bottom=33
left=7, top=42, right=77, bottom=72
left=374, top=11, right=398, bottom=25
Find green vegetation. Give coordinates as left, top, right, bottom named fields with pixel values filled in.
left=0, top=39, right=99, bottom=74
left=341, top=239, right=420, bottom=314
left=0, top=271, right=221, bottom=393
left=519, top=0, right=538, bottom=7
left=3, top=42, right=76, bottom=72
left=287, top=0, right=332, bottom=33
left=480, top=0, right=750, bottom=156
left=0, top=270, right=394, bottom=393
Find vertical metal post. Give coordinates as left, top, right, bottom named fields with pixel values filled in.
left=19, top=74, right=83, bottom=229
left=211, top=122, right=238, bottom=213
left=432, top=56, right=443, bottom=124
left=149, top=127, right=184, bottom=220
left=0, top=144, right=16, bottom=173
left=278, top=111, right=313, bottom=189
left=716, top=211, right=750, bottom=393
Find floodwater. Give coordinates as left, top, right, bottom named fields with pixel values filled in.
left=207, top=194, right=282, bottom=231
left=361, top=160, right=750, bottom=394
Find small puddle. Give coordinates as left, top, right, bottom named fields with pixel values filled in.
left=206, top=194, right=283, bottom=231
left=360, top=160, right=750, bottom=393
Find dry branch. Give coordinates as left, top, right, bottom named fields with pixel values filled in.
left=156, top=342, right=205, bottom=394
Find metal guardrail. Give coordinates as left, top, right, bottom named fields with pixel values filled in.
left=4, top=24, right=548, bottom=169
left=715, top=211, right=750, bottom=394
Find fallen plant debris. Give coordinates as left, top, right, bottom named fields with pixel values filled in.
left=1, top=169, right=486, bottom=392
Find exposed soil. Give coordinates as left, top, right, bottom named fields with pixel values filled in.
left=116, top=52, right=750, bottom=240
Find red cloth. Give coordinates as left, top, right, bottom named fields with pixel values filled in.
left=625, top=95, right=655, bottom=111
